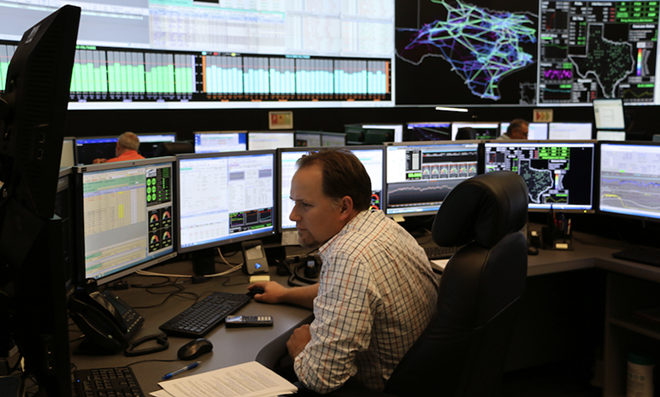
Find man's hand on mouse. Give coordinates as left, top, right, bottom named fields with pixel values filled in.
left=248, top=281, right=288, bottom=304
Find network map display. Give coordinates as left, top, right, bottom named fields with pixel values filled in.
left=484, top=142, right=595, bottom=212
left=600, top=143, right=660, bottom=220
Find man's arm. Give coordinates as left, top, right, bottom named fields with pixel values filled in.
left=248, top=281, right=318, bottom=309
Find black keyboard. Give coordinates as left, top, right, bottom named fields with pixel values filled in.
left=73, top=367, right=144, bottom=397
left=424, top=245, right=459, bottom=260
left=159, top=291, right=252, bottom=338
left=612, top=247, right=660, bottom=267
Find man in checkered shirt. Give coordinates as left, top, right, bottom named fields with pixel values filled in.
left=249, top=148, right=438, bottom=394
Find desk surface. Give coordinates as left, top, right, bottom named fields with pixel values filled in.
left=69, top=231, right=660, bottom=394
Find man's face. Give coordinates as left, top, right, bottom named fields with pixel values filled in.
left=510, top=124, right=529, bottom=139
left=289, top=164, right=346, bottom=248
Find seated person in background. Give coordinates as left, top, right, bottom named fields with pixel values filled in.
left=93, top=132, right=145, bottom=163
left=249, top=148, right=438, bottom=394
left=497, top=118, right=529, bottom=140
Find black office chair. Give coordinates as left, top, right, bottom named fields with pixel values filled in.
left=260, top=171, right=529, bottom=397
left=455, top=127, right=476, bottom=140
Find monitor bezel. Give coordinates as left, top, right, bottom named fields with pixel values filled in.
left=597, top=140, right=660, bottom=223
left=384, top=140, right=482, bottom=218
left=73, top=157, right=178, bottom=285
left=175, top=150, right=277, bottom=254
left=276, top=146, right=387, bottom=232
left=483, top=139, right=597, bottom=214
left=193, top=130, right=248, bottom=153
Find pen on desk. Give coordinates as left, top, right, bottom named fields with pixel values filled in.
left=162, top=361, right=201, bottom=380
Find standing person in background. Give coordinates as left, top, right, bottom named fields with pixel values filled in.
left=93, top=131, right=145, bottom=163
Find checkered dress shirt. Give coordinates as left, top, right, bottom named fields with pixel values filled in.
left=293, top=210, right=439, bottom=393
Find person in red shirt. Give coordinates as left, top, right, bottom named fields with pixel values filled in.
left=93, top=132, right=145, bottom=163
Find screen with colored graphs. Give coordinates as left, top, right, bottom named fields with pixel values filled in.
left=77, top=158, right=176, bottom=284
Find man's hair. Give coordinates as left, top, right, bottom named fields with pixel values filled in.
left=297, top=148, right=372, bottom=212
left=507, top=119, right=529, bottom=134
left=117, top=132, right=140, bottom=151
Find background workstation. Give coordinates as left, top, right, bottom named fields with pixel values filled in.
left=3, top=1, right=660, bottom=396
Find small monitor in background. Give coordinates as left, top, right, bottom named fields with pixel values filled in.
left=593, top=98, right=625, bottom=130
left=405, top=122, right=452, bottom=141
left=75, top=136, right=118, bottom=164
left=194, top=131, right=247, bottom=153
left=501, top=122, right=549, bottom=140
left=248, top=131, right=295, bottom=150
left=76, top=158, right=177, bottom=285
left=321, top=132, right=346, bottom=147
left=484, top=141, right=596, bottom=213
left=548, top=122, right=593, bottom=140
left=136, top=133, right=177, bottom=158
left=450, top=122, right=500, bottom=140
left=384, top=142, right=479, bottom=217
left=597, top=131, right=626, bottom=141
left=362, top=124, right=404, bottom=142
left=294, top=131, right=322, bottom=147
left=60, top=137, right=77, bottom=168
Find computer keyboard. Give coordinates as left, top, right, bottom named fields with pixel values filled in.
left=73, top=367, right=144, bottom=397
left=159, top=291, right=252, bottom=338
left=612, top=247, right=660, bottom=267
left=424, top=245, right=459, bottom=260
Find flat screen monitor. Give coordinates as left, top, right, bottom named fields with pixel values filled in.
left=385, top=142, right=479, bottom=217
left=321, top=132, right=347, bottom=147
left=278, top=147, right=386, bottom=231
left=548, top=123, right=593, bottom=140
left=599, top=142, right=660, bottom=222
left=597, top=131, right=626, bottom=141
left=593, top=99, right=625, bottom=130
left=484, top=141, right=596, bottom=212
left=295, top=131, right=322, bottom=147
left=451, top=122, right=500, bottom=140
left=136, top=133, right=177, bottom=158
left=60, top=137, right=77, bottom=168
left=75, top=158, right=177, bottom=284
left=248, top=131, right=295, bottom=150
left=362, top=124, right=404, bottom=143
left=176, top=151, right=276, bottom=253
left=405, top=122, right=452, bottom=141
left=75, top=136, right=118, bottom=165
left=500, top=122, right=549, bottom=140
left=194, top=131, right=247, bottom=153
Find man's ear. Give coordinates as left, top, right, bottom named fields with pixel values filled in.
left=338, top=195, right=354, bottom=220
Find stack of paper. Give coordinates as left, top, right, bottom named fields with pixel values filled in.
left=151, top=361, right=298, bottom=397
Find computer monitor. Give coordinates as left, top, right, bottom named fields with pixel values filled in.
left=278, top=147, right=386, bottom=232
left=451, top=122, right=500, bottom=140
left=384, top=142, right=479, bottom=217
left=484, top=141, right=596, bottom=212
left=136, top=133, right=177, bottom=158
left=599, top=142, right=660, bottom=222
left=75, top=136, right=118, bottom=164
left=321, top=132, right=347, bottom=147
left=593, top=99, right=625, bottom=130
left=500, top=122, right=549, bottom=140
left=596, top=131, right=626, bottom=141
left=248, top=131, right=295, bottom=150
left=295, top=131, right=322, bottom=147
left=548, top=123, right=593, bottom=140
left=405, top=122, right=452, bottom=141
left=75, top=158, right=177, bottom=285
left=61, top=137, right=77, bottom=168
left=194, top=131, right=247, bottom=153
left=362, top=124, right=404, bottom=143
left=176, top=151, right=276, bottom=253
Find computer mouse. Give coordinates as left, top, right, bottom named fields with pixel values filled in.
left=246, top=288, right=265, bottom=298
left=177, top=338, right=213, bottom=360
left=527, top=246, right=539, bottom=256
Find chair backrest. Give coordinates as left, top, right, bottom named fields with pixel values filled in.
left=384, top=171, right=528, bottom=397
left=455, top=127, right=476, bottom=140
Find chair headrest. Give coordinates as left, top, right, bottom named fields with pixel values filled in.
left=432, top=171, right=528, bottom=248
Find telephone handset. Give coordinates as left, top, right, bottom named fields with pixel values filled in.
left=69, top=288, right=144, bottom=354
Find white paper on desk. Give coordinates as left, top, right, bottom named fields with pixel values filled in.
left=150, top=390, right=174, bottom=397
left=158, top=361, right=297, bottom=397
left=430, top=259, right=449, bottom=273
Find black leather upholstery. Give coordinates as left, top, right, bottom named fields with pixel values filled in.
left=384, top=171, right=528, bottom=397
